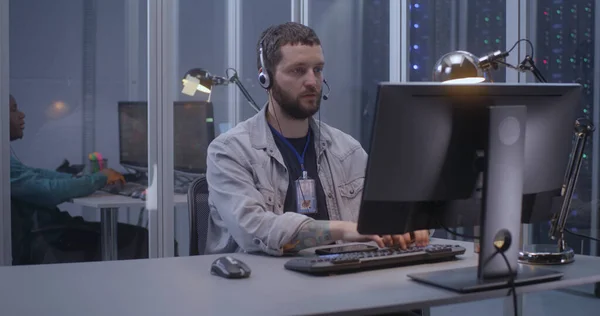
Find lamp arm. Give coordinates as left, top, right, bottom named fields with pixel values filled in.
left=548, top=118, right=595, bottom=251
left=517, top=55, right=547, bottom=83
left=492, top=55, right=547, bottom=83
left=227, top=72, right=261, bottom=113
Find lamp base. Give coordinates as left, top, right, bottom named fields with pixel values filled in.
left=519, top=244, right=575, bottom=265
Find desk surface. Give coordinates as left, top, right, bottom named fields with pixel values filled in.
left=2, top=239, right=600, bottom=316
left=71, top=191, right=187, bottom=208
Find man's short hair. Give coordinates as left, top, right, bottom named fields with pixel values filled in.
left=256, top=22, right=321, bottom=76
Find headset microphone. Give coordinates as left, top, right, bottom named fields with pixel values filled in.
left=322, top=79, right=331, bottom=100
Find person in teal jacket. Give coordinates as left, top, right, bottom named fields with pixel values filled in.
left=9, top=94, right=147, bottom=264
left=11, top=155, right=121, bottom=209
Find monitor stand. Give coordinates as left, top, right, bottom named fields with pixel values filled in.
left=408, top=105, right=563, bottom=293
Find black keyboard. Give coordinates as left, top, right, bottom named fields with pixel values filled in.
left=284, top=244, right=466, bottom=275
left=101, top=182, right=146, bottom=196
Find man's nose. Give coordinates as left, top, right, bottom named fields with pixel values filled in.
left=304, top=71, right=319, bottom=88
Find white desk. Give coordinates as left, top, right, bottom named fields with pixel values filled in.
left=70, top=192, right=188, bottom=261
left=1, top=239, right=600, bottom=316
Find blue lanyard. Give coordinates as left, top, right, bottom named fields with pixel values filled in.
left=270, top=126, right=311, bottom=172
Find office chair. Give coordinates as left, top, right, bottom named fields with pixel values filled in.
left=187, top=175, right=210, bottom=255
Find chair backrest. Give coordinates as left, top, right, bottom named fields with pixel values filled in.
left=187, top=175, right=210, bottom=255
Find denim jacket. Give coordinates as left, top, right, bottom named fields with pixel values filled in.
left=205, top=105, right=369, bottom=256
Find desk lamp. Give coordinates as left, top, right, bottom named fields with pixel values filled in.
left=181, top=68, right=221, bottom=101
left=182, top=67, right=261, bottom=113
left=433, top=42, right=596, bottom=266
left=432, top=51, right=486, bottom=84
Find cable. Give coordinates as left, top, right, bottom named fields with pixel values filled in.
left=495, top=59, right=520, bottom=70
left=507, top=38, right=535, bottom=58
left=499, top=250, right=519, bottom=316
left=438, top=219, right=518, bottom=316
left=436, top=219, right=479, bottom=240
left=225, top=67, right=261, bottom=113
left=565, top=228, right=600, bottom=243
left=225, top=67, right=236, bottom=79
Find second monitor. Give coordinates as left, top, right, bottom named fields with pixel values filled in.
left=358, top=82, right=580, bottom=293
left=118, top=101, right=215, bottom=174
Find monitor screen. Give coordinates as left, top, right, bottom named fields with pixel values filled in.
left=117, top=101, right=215, bottom=174
left=173, top=101, right=215, bottom=174
left=118, top=102, right=148, bottom=169
left=357, top=82, right=580, bottom=235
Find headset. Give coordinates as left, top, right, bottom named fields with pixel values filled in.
left=258, top=34, right=331, bottom=100
left=258, top=37, right=272, bottom=90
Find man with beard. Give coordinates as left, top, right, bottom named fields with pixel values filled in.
left=205, top=22, right=430, bottom=256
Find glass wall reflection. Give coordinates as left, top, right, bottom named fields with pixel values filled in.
left=308, top=0, right=390, bottom=148
left=408, top=0, right=507, bottom=83
left=528, top=0, right=598, bottom=256
left=174, top=0, right=231, bottom=256
left=9, top=0, right=149, bottom=264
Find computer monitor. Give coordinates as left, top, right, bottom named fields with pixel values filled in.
left=118, top=101, right=149, bottom=170
left=357, top=82, right=580, bottom=293
left=173, top=101, right=215, bottom=174
left=118, top=101, right=215, bottom=174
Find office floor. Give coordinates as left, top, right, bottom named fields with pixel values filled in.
left=432, top=284, right=600, bottom=315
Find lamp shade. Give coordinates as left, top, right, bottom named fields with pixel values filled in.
left=432, top=51, right=485, bottom=84
left=182, top=68, right=214, bottom=95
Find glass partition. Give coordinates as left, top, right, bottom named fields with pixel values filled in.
left=527, top=0, right=598, bottom=256
left=7, top=0, right=150, bottom=264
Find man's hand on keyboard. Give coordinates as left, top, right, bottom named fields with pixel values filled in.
left=100, top=168, right=126, bottom=185
left=331, top=222, right=431, bottom=250
left=380, top=230, right=430, bottom=249
left=332, top=221, right=386, bottom=248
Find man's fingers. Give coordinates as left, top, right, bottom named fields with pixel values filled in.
left=415, top=230, right=430, bottom=246
left=392, top=235, right=403, bottom=247
left=395, top=234, right=408, bottom=249
left=381, top=235, right=393, bottom=247
left=370, top=235, right=385, bottom=248
left=412, top=230, right=426, bottom=247
left=402, top=232, right=411, bottom=242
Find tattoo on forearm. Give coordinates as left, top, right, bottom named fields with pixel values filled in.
left=283, top=221, right=334, bottom=252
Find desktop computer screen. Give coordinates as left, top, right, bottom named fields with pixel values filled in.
left=118, top=101, right=149, bottom=169
left=173, top=101, right=215, bottom=174
left=117, top=101, right=215, bottom=174
left=357, top=82, right=580, bottom=292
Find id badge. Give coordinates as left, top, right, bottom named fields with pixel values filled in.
left=295, top=173, right=317, bottom=214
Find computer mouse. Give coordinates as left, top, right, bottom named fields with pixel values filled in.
left=210, top=256, right=251, bottom=279
left=131, top=190, right=141, bottom=198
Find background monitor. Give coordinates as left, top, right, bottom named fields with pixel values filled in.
left=357, top=82, right=579, bottom=291
left=118, top=101, right=149, bottom=169
left=118, top=101, right=215, bottom=174
left=173, top=101, right=215, bottom=174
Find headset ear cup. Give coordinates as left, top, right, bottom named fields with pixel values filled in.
left=258, top=41, right=272, bottom=89
left=258, top=71, right=271, bottom=89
